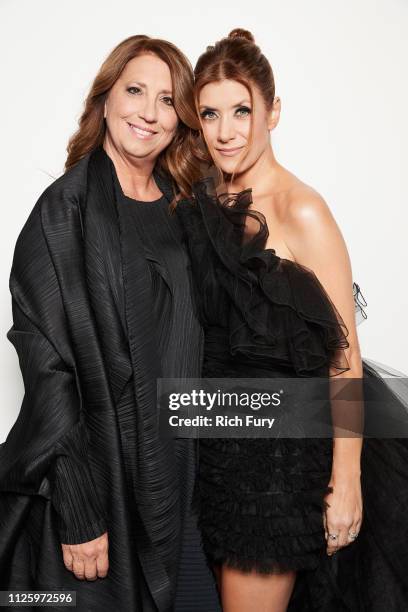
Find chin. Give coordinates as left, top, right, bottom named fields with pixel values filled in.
left=128, top=137, right=172, bottom=160
left=213, top=152, right=247, bottom=175
left=218, top=161, right=248, bottom=177
left=122, top=140, right=155, bottom=158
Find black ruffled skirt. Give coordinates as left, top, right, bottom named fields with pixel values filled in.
left=193, top=340, right=334, bottom=576
left=194, top=435, right=333, bottom=575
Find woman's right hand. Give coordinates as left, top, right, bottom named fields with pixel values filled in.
left=61, top=532, right=109, bottom=580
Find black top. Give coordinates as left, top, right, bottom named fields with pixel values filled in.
left=176, top=176, right=352, bottom=378
left=120, top=192, right=202, bottom=379
left=51, top=193, right=203, bottom=544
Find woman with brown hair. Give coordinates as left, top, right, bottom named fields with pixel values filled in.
left=0, top=35, right=220, bottom=611
left=176, top=28, right=408, bottom=611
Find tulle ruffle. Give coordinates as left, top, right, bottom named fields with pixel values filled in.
left=179, top=176, right=365, bottom=377
left=353, top=282, right=367, bottom=325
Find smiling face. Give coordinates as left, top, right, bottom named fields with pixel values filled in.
left=103, top=53, right=178, bottom=161
left=198, top=79, right=275, bottom=176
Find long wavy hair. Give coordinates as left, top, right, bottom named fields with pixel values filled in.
left=193, top=28, right=276, bottom=187
left=65, top=35, right=202, bottom=199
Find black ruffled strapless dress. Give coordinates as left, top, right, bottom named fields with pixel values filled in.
left=176, top=176, right=408, bottom=611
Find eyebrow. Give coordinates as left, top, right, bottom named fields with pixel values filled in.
left=199, top=99, right=251, bottom=111
left=128, top=81, right=173, bottom=95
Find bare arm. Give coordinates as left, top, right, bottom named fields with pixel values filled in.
left=283, top=190, right=363, bottom=473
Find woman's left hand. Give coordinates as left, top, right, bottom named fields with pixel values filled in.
left=322, top=473, right=363, bottom=556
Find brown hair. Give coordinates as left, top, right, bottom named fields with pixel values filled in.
left=65, top=35, right=202, bottom=199
left=193, top=28, right=276, bottom=185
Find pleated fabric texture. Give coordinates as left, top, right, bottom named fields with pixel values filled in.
left=176, top=175, right=408, bottom=611
left=118, top=185, right=221, bottom=611
left=0, top=147, right=220, bottom=611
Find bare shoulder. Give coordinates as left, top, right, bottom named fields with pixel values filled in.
left=261, top=167, right=346, bottom=260
left=272, top=170, right=357, bottom=353
left=278, top=171, right=333, bottom=228
left=278, top=172, right=348, bottom=266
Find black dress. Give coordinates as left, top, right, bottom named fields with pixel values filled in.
left=120, top=191, right=221, bottom=612
left=176, top=176, right=408, bottom=610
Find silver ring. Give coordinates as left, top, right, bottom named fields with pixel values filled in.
left=328, top=533, right=339, bottom=541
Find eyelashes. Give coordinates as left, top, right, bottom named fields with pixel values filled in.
left=126, top=87, right=174, bottom=106
left=200, top=106, right=252, bottom=120
left=200, top=110, right=215, bottom=120
left=236, top=106, right=251, bottom=118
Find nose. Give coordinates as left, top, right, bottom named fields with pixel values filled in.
left=217, top=116, right=236, bottom=143
left=139, top=95, right=157, bottom=124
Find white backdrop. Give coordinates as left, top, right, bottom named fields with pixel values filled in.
left=1, top=0, right=407, bottom=439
